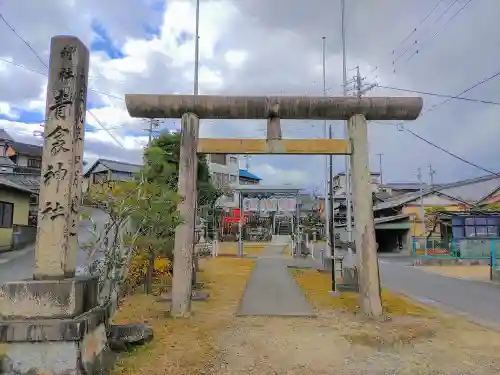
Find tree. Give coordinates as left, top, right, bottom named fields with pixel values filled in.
left=424, top=206, right=446, bottom=239
left=144, top=131, right=222, bottom=207
left=81, top=168, right=181, bottom=312
left=142, top=131, right=223, bottom=315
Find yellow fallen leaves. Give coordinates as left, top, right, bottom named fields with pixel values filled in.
left=111, top=257, right=255, bottom=375
left=290, top=268, right=434, bottom=317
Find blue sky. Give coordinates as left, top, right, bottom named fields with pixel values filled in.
left=0, top=20, right=133, bottom=140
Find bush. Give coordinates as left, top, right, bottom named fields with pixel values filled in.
left=123, top=242, right=172, bottom=296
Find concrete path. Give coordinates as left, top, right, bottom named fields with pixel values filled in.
left=237, top=245, right=316, bottom=317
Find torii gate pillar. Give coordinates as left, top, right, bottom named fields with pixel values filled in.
left=125, top=94, right=423, bottom=317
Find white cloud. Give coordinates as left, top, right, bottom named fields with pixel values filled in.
left=0, top=0, right=499, bottom=188
left=224, top=50, right=248, bottom=69
left=252, top=162, right=309, bottom=186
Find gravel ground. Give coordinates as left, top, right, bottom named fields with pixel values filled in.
left=209, top=311, right=500, bottom=375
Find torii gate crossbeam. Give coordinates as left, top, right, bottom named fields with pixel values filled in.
left=125, top=93, right=423, bottom=318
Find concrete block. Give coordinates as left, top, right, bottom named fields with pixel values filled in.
left=0, top=302, right=112, bottom=375
left=0, top=276, right=99, bottom=320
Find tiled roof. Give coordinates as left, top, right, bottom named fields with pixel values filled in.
left=0, top=129, right=13, bottom=142
left=3, top=174, right=40, bottom=191
left=10, top=141, right=43, bottom=157
left=381, top=182, right=428, bottom=190
left=374, top=173, right=500, bottom=211
left=84, top=158, right=143, bottom=177
left=0, top=176, right=36, bottom=194
left=0, top=157, right=15, bottom=166
left=239, top=169, right=261, bottom=180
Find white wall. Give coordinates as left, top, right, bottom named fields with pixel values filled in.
left=208, top=155, right=239, bottom=181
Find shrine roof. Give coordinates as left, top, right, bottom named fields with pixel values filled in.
left=233, top=184, right=303, bottom=194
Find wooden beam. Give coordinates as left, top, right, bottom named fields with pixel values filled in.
left=197, top=138, right=351, bottom=155
left=125, top=94, right=423, bottom=121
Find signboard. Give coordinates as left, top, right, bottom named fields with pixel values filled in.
left=242, top=197, right=297, bottom=212
left=261, top=198, right=278, bottom=212
left=278, top=198, right=297, bottom=212
left=415, top=248, right=450, bottom=256
left=243, top=198, right=259, bottom=212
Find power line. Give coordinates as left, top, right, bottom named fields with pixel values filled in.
left=402, top=127, right=497, bottom=177
left=392, top=0, right=460, bottom=68
left=392, top=0, right=445, bottom=54
left=377, top=84, right=500, bottom=106
left=0, top=58, right=46, bottom=76
left=0, top=58, right=127, bottom=102
left=376, top=69, right=500, bottom=130
left=391, top=0, right=446, bottom=65
left=372, top=69, right=500, bottom=178
left=0, top=16, right=125, bottom=148
left=0, top=13, right=48, bottom=69
left=399, top=0, right=475, bottom=69
left=86, top=111, right=125, bottom=148
left=369, top=0, right=452, bottom=77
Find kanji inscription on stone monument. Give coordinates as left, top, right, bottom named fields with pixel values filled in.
left=34, top=36, right=89, bottom=280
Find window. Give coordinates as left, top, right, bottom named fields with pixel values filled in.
left=229, top=156, right=238, bottom=165
left=29, top=194, right=38, bottom=205
left=27, top=158, right=42, bottom=169
left=210, top=154, right=226, bottom=165
left=230, top=175, right=237, bottom=183
left=453, top=215, right=500, bottom=238
left=0, top=201, right=13, bottom=228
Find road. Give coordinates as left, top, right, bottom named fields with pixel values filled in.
left=312, top=244, right=500, bottom=329
left=0, top=207, right=109, bottom=283
left=379, top=258, right=500, bottom=329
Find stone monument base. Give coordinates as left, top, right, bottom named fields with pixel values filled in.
left=337, top=266, right=359, bottom=292
left=0, top=276, right=112, bottom=375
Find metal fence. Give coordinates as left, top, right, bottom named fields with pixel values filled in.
left=412, top=237, right=500, bottom=263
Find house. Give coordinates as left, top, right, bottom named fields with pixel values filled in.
left=83, top=158, right=143, bottom=193
left=0, top=128, right=42, bottom=174
left=208, top=154, right=239, bottom=188
left=238, top=169, right=261, bottom=185
left=331, top=172, right=381, bottom=229
left=6, top=141, right=43, bottom=174
left=377, top=182, right=429, bottom=197
left=373, top=173, right=500, bottom=253
left=0, top=177, right=36, bottom=251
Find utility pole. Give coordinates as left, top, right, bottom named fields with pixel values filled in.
left=146, top=118, right=161, bottom=147
left=194, top=0, right=200, bottom=95
left=417, top=168, right=426, bottom=235
left=328, top=125, right=336, bottom=292
left=377, top=153, right=384, bottom=185
left=353, top=66, right=377, bottom=99
left=428, top=164, right=436, bottom=186
left=322, top=36, right=331, bottom=259
left=144, top=118, right=161, bottom=295
left=340, top=0, right=354, bottom=259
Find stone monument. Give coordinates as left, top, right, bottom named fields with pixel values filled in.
left=0, top=36, right=110, bottom=375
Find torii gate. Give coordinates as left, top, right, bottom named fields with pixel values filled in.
left=125, top=94, right=423, bottom=317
